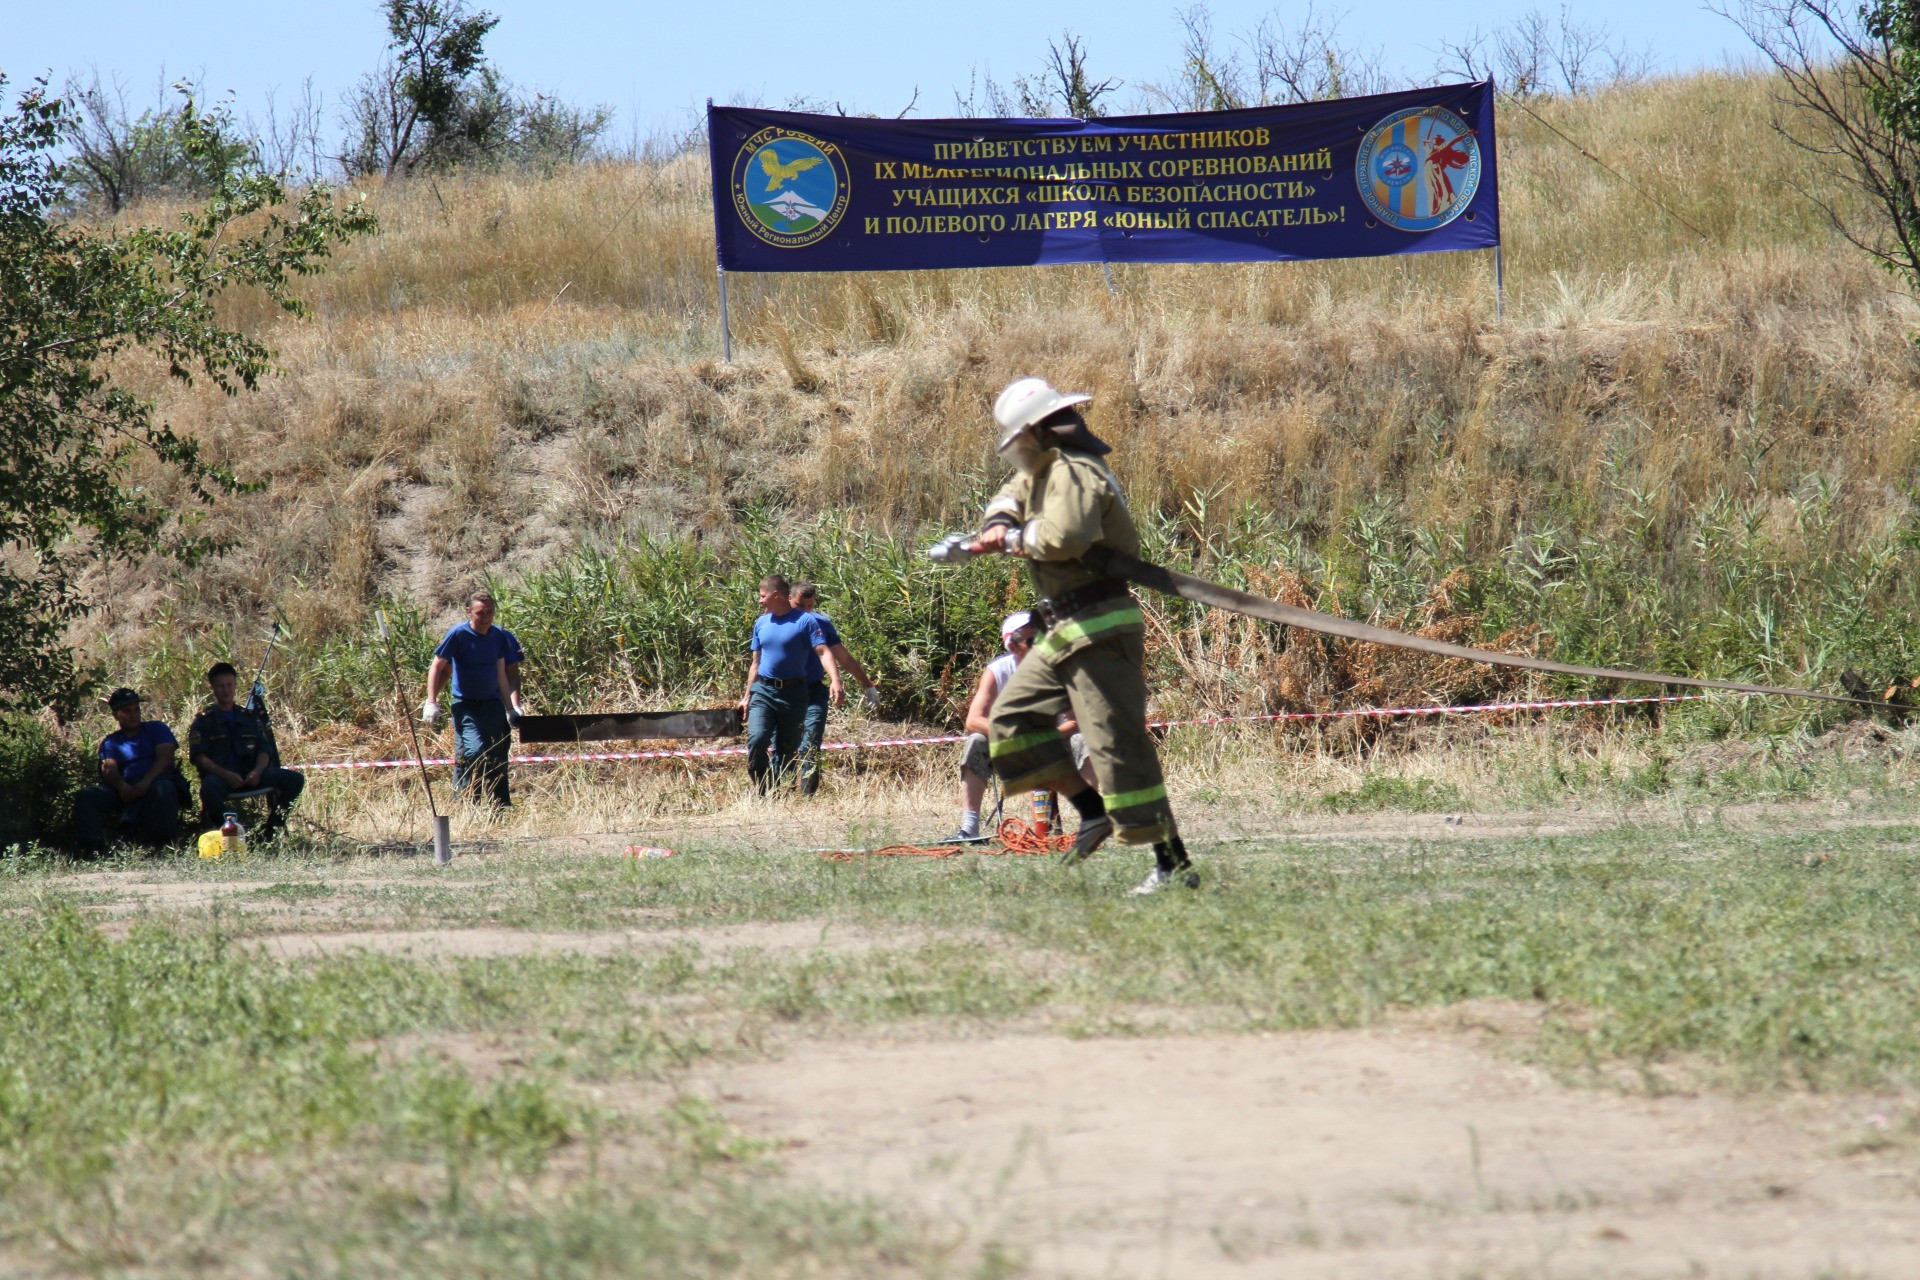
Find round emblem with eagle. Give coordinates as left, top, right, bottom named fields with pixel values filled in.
left=1355, top=105, right=1481, bottom=233
left=731, top=128, right=851, bottom=248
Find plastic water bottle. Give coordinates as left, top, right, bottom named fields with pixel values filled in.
left=221, top=811, right=248, bottom=858
left=1031, top=789, right=1052, bottom=836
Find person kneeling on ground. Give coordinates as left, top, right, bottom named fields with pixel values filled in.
left=943, top=610, right=1097, bottom=843
left=73, top=687, right=188, bottom=857
left=188, top=661, right=305, bottom=837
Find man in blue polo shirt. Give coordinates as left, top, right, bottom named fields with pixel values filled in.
left=74, top=687, right=186, bottom=856
left=422, top=590, right=527, bottom=807
left=790, top=581, right=879, bottom=796
left=738, top=574, right=841, bottom=794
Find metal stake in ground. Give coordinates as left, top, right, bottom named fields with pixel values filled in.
left=376, top=608, right=451, bottom=864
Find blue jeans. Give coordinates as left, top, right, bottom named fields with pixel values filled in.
left=747, top=680, right=808, bottom=794
left=798, top=680, right=831, bottom=795
left=451, top=699, right=512, bottom=807
left=73, top=773, right=182, bottom=853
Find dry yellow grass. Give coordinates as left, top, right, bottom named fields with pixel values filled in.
left=292, top=712, right=1920, bottom=854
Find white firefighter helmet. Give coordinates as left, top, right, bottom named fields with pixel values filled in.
left=993, top=377, right=1091, bottom=451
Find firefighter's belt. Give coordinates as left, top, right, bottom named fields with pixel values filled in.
left=1039, top=577, right=1132, bottom=626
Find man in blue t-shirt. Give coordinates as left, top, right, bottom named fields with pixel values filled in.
left=422, top=590, right=527, bottom=807
left=790, top=581, right=879, bottom=796
left=73, top=687, right=186, bottom=855
left=738, top=574, right=841, bottom=794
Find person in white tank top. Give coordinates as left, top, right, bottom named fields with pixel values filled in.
left=941, top=611, right=1094, bottom=843
left=984, top=651, right=1019, bottom=697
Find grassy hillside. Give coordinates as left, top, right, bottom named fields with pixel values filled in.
left=92, top=70, right=1920, bottom=738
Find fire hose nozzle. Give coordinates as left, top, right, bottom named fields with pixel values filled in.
left=928, top=533, right=975, bottom=566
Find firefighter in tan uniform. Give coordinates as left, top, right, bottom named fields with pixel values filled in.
left=966, top=377, right=1198, bottom=894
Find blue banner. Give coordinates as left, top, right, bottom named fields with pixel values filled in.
left=708, top=82, right=1497, bottom=273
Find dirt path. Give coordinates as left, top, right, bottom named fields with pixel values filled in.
left=700, top=1024, right=1920, bottom=1279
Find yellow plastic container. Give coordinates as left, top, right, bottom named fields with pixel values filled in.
left=196, top=829, right=225, bottom=860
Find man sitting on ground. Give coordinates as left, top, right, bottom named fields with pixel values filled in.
left=73, top=687, right=186, bottom=856
left=942, top=611, right=1096, bottom=843
left=187, top=661, right=305, bottom=837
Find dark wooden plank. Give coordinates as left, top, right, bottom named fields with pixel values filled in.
left=516, top=709, right=743, bottom=743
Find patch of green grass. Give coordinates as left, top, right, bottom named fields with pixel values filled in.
left=226, top=817, right=1920, bottom=1093
left=6, top=808, right=1920, bottom=1272
left=442, top=819, right=1920, bottom=1094
left=0, top=907, right=942, bottom=1277
left=1319, top=774, right=1464, bottom=814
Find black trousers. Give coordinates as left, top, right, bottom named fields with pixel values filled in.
left=73, top=776, right=182, bottom=852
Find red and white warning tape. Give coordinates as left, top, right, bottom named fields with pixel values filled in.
left=295, top=693, right=1707, bottom=773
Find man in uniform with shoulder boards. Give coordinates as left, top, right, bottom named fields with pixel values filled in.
left=187, top=661, right=305, bottom=836
left=965, top=377, right=1198, bottom=895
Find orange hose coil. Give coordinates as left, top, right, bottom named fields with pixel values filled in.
left=817, top=817, right=1073, bottom=861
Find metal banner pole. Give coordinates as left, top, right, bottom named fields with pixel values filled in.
left=718, top=265, right=733, bottom=362
left=1101, top=262, right=1118, bottom=297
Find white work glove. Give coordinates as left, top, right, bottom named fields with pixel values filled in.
left=863, top=685, right=880, bottom=711
left=419, top=700, right=440, bottom=724
left=507, top=698, right=525, bottom=727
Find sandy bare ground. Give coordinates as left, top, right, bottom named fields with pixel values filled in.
left=699, top=1021, right=1920, bottom=1279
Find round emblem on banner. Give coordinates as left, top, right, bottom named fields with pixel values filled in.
left=732, top=128, right=851, bottom=248
left=1355, top=105, right=1481, bottom=232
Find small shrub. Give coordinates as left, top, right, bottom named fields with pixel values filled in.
left=0, top=716, right=92, bottom=849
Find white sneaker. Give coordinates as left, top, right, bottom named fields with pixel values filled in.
left=1127, top=865, right=1200, bottom=896
left=1127, top=869, right=1169, bottom=896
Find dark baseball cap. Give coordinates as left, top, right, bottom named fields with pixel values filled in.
left=105, top=687, right=142, bottom=710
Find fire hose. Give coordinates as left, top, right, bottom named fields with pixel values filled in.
left=928, top=535, right=1875, bottom=707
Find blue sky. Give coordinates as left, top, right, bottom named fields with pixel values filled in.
left=7, top=0, right=1754, bottom=144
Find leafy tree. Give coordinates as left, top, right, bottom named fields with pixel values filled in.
left=343, top=0, right=610, bottom=175
left=511, top=92, right=617, bottom=172
left=60, top=73, right=254, bottom=215
left=345, top=0, right=498, bottom=176
left=1728, top=0, right=1920, bottom=296
left=0, top=76, right=376, bottom=715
